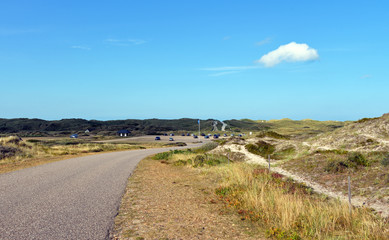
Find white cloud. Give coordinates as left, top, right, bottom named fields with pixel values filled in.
left=71, top=45, right=91, bottom=50
left=105, top=38, right=146, bottom=46
left=256, top=37, right=271, bottom=46
left=209, top=71, right=239, bottom=77
left=257, top=42, right=319, bottom=67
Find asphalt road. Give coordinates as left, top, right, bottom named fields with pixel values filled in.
left=0, top=145, right=202, bottom=240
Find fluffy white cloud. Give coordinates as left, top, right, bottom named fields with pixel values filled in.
left=257, top=42, right=319, bottom=67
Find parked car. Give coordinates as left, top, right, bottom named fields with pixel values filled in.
left=193, top=135, right=198, bottom=139
left=223, top=134, right=227, bottom=137
left=163, top=133, right=168, bottom=136
left=181, top=133, right=185, bottom=136
left=204, top=135, right=209, bottom=139
left=169, top=137, right=174, bottom=141
left=170, top=133, right=174, bottom=136
left=213, top=135, right=219, bottom=139
left=155, top=136, right=161, bottom=140
left=200, top=133, right=205, bottom=136
left=238, top=134, right=242, bottom=137
left=186, top=133, right=190, bottom=136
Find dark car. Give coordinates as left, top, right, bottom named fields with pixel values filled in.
left=238, top=134, right=242, bottom=137
left=193, top=135, right=198, bottom=138
left=213, top=135, right=219, bottom=139
left=163, top=133, right=168, bottom=136
left=204, top=135, right=209, bottom=139
left=223, top=134, right=227, bottom=137
left=170, top=133, right=174, bottom=136
left=200, top=133, right=205, bottom=136
left=155, top=136, right=161, bottom=140
left=181, top=133, right=185, bottom=136
left=186, top=133, right=190, bottom=136
left=169, top=137, right=174, bottom=141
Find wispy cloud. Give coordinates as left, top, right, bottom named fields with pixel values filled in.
left=257, top=42, right=319, bottom=67
left=360, top=74, right=372, bottom=79
left=71, top=45, right=91, bottom=50
left=201, top=66, right=260, bottom=71
left=223, top=36, right=231, bottom=41
left=105, top=38, right=146, bottom=46
left=256, top=37, right=271, bottom=46
left=209, top=71, right=239, bottom=77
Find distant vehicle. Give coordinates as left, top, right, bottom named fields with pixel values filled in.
left=238, top=134, right=242, bottom=137
left=223, top=134, right=227, bottom=137
left=70, top=134, right=78, bottom=139
left=193, top=135, right=198, bottom=138
left=186, top=133, right=190, bottom=136
left=181, top=133, right=185, bottom=136
left=170, top=133, right=174, bottom=136
left=231, top=134, right=234, bottom=136
left=213, top=135, right=219, bottom=139
left=208, top=134, right=212, bottom=136
left=200, top=133, right=205, bottom=136
left=155, top=136, right=161, bottom=140
left=169, top=137, right=174, bottom=141
left=163, top=133, right=168, bottom=136
left=204, top=135, right=209, bottom=139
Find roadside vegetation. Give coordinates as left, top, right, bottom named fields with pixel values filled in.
left=0, top=136, right=156, bottom=173
left=148, top=141, right=388, bottom=239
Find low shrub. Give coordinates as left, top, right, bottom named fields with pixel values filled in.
left=152, top=151, right=172, bottom=160
left=324, top=159, right=349, bottom=173
left=194, top=142, right=218, bottom=153
left=324, top=152, right=370, bottom=172
left=192, top=155, right=205, bottom=167
left=381, top=154, right=389, bottom=166
left=173, top=160, right=188, bottom=166
left=348, top=152, right=370, bottom=167
left=245, top=140, right=275, bottom=158
left=0, top=145, right=20, bottom=160
left=256, top=131, right=289, bottom=140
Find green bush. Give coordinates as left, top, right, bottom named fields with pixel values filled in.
left=256, top=131, right=289, bottom=140
left=245, top=141, right=275, bottom=158
left=325, top=152, right=370, bottom=173
left=324, top=159, right=349, bottom=173
left=153, top=151, right=172, bottom=160
left=173, top=160, right=188, bottom=166
left=381, top=154, right=389, bottom=166
left=348, top=152, right=370, bottom=167
left=194, top=142, right=218, bottom=153
left=193, top=155, right=205, bottom=167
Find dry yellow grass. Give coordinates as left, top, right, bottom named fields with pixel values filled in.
left=0, top=136, right=152, bottom=173
left=211, top=163, right=388, bottom=239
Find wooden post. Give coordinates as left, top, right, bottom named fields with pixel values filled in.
left=268, top=155, right=270, bottom=171
left=227, top=153, right=230, bottom=164
left=348, top=176, right=352, bottom=216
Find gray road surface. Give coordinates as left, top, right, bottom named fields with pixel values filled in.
left=0, top=145, right=201, bottom=240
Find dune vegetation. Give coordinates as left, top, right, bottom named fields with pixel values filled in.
left=0, top=136, right=153, bottom=173
left=151, top=143, right=388, bottom=239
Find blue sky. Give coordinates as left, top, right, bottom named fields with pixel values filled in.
left=1, top=0, right=388, bottom=121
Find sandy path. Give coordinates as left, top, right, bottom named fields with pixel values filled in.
left=214, top=143, right=389, bottom=218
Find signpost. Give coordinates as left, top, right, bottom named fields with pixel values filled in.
left=198, top=119, right=200, bottom=137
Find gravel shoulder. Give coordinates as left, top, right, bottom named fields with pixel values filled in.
left=112, top=158, right=266, bottom=240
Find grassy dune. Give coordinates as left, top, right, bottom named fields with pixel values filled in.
left=155, top=143, right=388, bottom=239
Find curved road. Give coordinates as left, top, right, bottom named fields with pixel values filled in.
left=0, top=145, right=201, bottom=239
